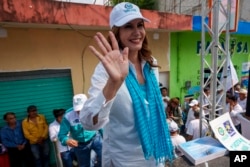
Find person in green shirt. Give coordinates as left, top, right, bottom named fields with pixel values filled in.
left=58, top=94, right=102, bottom=167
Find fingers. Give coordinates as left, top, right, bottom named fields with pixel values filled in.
left=94, top=32, right=112, bottom=55
left=92, top=31, right=119, bottom=54
left=72, top=141, right=78, bottom=147
left=89, top=31, right=121, bottom=61
left=121, top=47, right=129, bottom=62
left=109, top=31, right=119, bottom=50
left=89, top=46, right=104, bottom=61
left=67, top=139, right=78, bottom=147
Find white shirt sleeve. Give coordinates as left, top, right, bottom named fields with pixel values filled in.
left=185, top=108, right=192, bottom=128
left=186, top=121, right=194, bottom=136
left=49, top=122, right=58, bottom=141
left=80, top=63, right=114, bottom=130
left=231, top=104, right=244, bottom=117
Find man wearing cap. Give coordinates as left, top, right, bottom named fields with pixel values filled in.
left=186, top=110, right=208, bottom=141
left=185, top=99, right=199, bottom=131
left=234, top=83, right=241, bottom=98
left=58, top=94, right=102, bottom=167
left=237, top=88, right=247, bottom=111
left=168, top=120, right=186, bottom=157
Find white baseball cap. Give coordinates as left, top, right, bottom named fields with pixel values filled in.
left=73, top=94, right=87, bottom=111
left=239, top=88, right=247, bottom=95
left=109, top=2, right=150, bottom=29
left=189, top=99, right=198, bottom=107
left=169, top=120, right=179, bottom=132
left=217, top=85, right=223, bottom=91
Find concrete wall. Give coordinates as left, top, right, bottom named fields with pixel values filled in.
left=0, top=27, right=170, bottom=94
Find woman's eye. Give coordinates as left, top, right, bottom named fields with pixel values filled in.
left=138, top=23, right=144, bottom=27
left=124, top=25, right=133, bottom=29
left=123, top=22, right=144, bottom=29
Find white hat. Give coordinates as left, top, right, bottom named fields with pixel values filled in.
left=239, top=88, right=247, bottom=95
left=189, top=99, right=198, bottom=107
left=109, top=2, right=150, bottom=29
left=73, top=94, right=87, bottom=111
left=169, top=120, right=179, bottom=132
left=217, top=85, right=223, bottom=91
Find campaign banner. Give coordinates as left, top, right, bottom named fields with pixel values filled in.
left=209, top=112, right=250, bottom=151
left=209, top=0, right=239, bottom=32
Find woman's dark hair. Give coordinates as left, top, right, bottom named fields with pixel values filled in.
left=53, top=109, right=66, bottom=118
left=170, top=98, right=179, bottom=106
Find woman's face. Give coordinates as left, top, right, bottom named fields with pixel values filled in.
left=119, top=19, right=145, bottom=52
left=171, top=102, right=177, bottom=108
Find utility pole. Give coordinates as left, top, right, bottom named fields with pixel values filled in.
left=200, top=0, right=232, bottom=136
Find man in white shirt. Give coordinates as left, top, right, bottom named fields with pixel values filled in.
left=49, top=109, right=76, bottom=167
left=168, top=120, right=186, bottom=157
left=185, top=99, right=200, bottom=130
left=237, top=88, right=247, bottom=111
left=227, top=94, right=244, bottom=133
left=160, top=87, right=170, bottom=111
left=186, top=110, right=208, bottom=141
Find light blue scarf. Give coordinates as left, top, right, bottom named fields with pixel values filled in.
left=125, top=62, right=174, bottom=164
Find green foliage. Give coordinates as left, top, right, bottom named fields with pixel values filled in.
left=110, top=0, right=155, bottom=10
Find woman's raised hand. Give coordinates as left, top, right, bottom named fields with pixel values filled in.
left=89, top=31, right=129, bottom=84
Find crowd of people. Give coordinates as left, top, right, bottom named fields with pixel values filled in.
left=0, top=93, right=102, bottom=167
left=1, top=83, right=247, bottom=167
left=160, top=82, right=248, bottom=158
left=0, top=2, right=248, bottom=167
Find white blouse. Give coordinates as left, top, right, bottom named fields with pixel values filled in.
left=80, top=61, right=165, bottom=167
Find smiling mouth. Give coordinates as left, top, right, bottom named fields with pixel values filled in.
left=130, top=39, right=141, bottom=43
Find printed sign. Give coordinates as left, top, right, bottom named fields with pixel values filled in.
left=209, top=112, right=250, bottom=151
left=209, top=0, right=239, bottom=32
